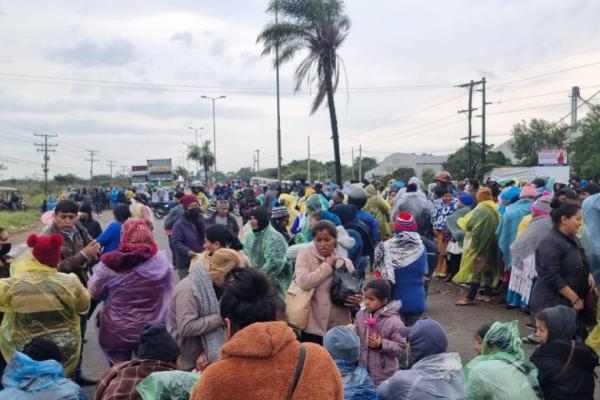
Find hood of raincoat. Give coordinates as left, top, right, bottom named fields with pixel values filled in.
left=136, top=370, right=199, bottom=400
left=249, top=206, right=270, bottom=231
left=409, top=318, right=448, bottom=364
left=543, top=305, right=577, bottom=342
left=365, top=185, right=377, bottom=197
left=331, top=203, right=358, bottom=225
left=334, top=360, right=377, bottom=400
left=2, top=351, right=66, bottom=392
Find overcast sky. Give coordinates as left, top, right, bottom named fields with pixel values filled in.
left=2, top=0, right=600, bottom=179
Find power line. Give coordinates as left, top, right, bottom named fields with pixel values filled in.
left=85, top=149, right=99, bottom=180
left=488, top=60, right=600, bottom=89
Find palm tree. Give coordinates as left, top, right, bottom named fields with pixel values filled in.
left=257, top=0, right=350, bottom=186
left=187, top=140, right=214, bottom=184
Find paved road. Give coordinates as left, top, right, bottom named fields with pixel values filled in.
left=10, top=214, right=598, bottom=398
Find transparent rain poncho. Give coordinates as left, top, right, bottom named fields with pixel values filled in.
left=0, top=251, right=90, bottom=376
left=582, top=193, right=600, bottom=282
left=136, top=370, right=199, bottom=400
left=364, top=185, right=391, bottom=239
left=463, top=320, right=542, bottom=400
left=0, top=351, right=86, bottom=399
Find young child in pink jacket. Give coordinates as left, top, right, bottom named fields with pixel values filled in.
left=354, top=279, right=408, bottom=385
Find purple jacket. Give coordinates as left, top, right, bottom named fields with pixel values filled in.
left=171, top=217, right=205, bottom=269
left=88, top=251, right=173, bottom=363
left=355, top=301, right=407, bottom=385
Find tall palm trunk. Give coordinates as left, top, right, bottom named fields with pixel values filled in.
left=203, top=159, right=209, bottom=184
left=323, top=52, right=342, bottom=186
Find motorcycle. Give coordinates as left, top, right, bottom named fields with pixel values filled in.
left=151, top=202, right=174, bottom=219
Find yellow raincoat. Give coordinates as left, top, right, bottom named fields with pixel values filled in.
left=196, top=192, right=210, bottom=214
left=364, top=185, right=391, bottom=240
left=0, top=252, right=90, bottom=376
left=279, top=193, right=299, bottom=231
left=453, top=200, right=500, bottom=285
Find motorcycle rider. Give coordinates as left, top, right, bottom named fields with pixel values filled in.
left=190, top=181, right=210, bottom=215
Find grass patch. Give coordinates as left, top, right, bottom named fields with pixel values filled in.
left=0, top=209, right=41, bottom=234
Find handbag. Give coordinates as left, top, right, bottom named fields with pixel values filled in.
left=330, top=259, right=362, bottom=307
left=285, top=278, right=315, bottom=330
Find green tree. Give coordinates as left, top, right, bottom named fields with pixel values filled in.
left=53, top=174, right=84, bottom=185
left=569, top=105, right=600, bottom=180
left=421, top=168, right=436, bottom=185
left=509, top=119, right=569, bottom=166
left=444, top=142, right=509, bottom=179
left=188, top=141, right=214, bottom=184
left=235, top=167, right=256, bottom=182
left=174, top=166, right=189, bottom=178
left=257, top=0, right=350, bottom=186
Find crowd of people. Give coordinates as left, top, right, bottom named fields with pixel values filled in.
left=0, top=172, right=599, bottom=399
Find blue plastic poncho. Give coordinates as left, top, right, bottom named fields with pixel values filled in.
left=334, top=360, right=377, bottom=400
left=0, top=351, right=87, bottom=399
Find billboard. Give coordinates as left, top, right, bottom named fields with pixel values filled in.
left=147, top=159, right=174, bottom=181
left=538, top=148, right=568, bottom=166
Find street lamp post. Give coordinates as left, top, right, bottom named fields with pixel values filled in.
left=201, top=95, right=226, bottom=184
left=187, top=126, right=204, bottom=178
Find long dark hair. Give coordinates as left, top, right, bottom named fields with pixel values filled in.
left=205, top=224, right=243, bottom=251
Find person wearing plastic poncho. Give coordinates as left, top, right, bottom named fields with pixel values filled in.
left=136, top=370, right=199, bottom=400
left=0, top=234, right=90, bottom=377
left=292, top=194, right=328, bottom=244
left=453, top=189, right=500, bottom=305
left=364, top=184, right=391, bottom=240
left=279, top=192, right=299, bottom=231
left=390, top=178, right=432, bottom=239
left=464, top=320, right=543, bottom=400
left=377, top=318, right=466, bottom=400
left=242, top=206, right=291, bottom=296
left=584, top=193, right=600, bottom=353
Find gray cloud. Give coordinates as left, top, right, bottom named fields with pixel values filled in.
left=47, top=38, right=137, bottom=66
left=170, top=31, right=195, bottom=48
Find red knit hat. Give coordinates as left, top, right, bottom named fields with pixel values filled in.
left=27, top=233, right=63, bottom=266
left=180, top=194, right=199, bottom=210
left=394, top=211, right=417, bottom=232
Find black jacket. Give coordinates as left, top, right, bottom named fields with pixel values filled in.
left=531, top=227, right=590, bottom=312
left=530, top=339, right=598, bottom=400
left=79, top=218, right=103, bottom=239
left=207, top=213, right=240, bottom=237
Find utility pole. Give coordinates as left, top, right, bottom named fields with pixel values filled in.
left=571, top=86, right=580, bottom=128
left=106, top=160, right=116, bottom=185
left=307, top=136, right=311, bottom=183
left=275, top=4, right=282, bottom=184
left=255, top=150, right=260, bottom=176
left=34, top=133, right=57, bottom=196
left=120, top=166, right=128, bottom=177
left=201, top=95, right=226, bottom=183
left=351, top=147, right=355, bottom=181
left=457, top=79, right=483, bottom=179
left=85, top=149, right=99, bottom=181
left=358, top=145, right=363, bottom=181
left=480, top=78, right=487, bottom=164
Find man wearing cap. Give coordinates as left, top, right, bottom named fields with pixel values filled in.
left=172, top=195, right=206, bottom=280
left=95, top=323, right=180, bottom=400
left=207, top=200, right=240, bottom=237
left=270, top=205, right=294, bottom=245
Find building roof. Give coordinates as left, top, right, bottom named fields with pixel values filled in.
left=365, top=152, right=448, bottom=178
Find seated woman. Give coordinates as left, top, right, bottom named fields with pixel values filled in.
left=190, top=268, right=344, bottom=399
left=294, top=220, right=362, bottom=345
left=0, top=234, right=90, bottom=377
left=377, top=318, right=465, bottom=400
left=169, top=248, right=245, bottom=371
left=530, top=305, right=598, bottom=400
left=373, top=211, right=428, bottom=326
left=464, top=320, right=543, bottom=400
left=88, top=219, right=173, bottom=365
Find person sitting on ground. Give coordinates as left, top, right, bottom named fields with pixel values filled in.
left=0, top=337, right=87, bottom=399
left=0, top=234, right=90, bottom=378
left=373, top=212, right=428, bottom=326
left=464, top=320, right=543, bottom=400
left=96, top=204, right=131, bottom=254
left=94, top=323, right=180, bottom=400
left=135, top=369, right=199, bottom=400
left=190, top=267, right=344, bottom=400
left=377, top=318, right=466, bottom=400
left=243, top=206, right=291, bottom=295
left=207, top=200, right=240, bottom=237
left=530, top=305, right=598, bottom=400
left=323, top=326, right=377, bottom=400
left=169, top=249, right=246, bottom=372
left=88, top=219, right=173, bottom=366
left=473, top=323, right=493, bottom=356
left=354, top=279, right=406, bottom=385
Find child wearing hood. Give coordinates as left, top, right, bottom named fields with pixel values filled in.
left=354, top=279, right=407, bottom=385
left=324, top=326, right=377, bottom=400
left=530, top=305, right=599, bottom=400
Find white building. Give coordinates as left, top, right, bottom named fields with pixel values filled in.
left=495, top=140, right=519, bottom=164
left=365, top=153, right=448, bottom=180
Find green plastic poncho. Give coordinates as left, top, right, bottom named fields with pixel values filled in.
left=464, top=321, right=542, bottom=400
left=136, top=370, right=199, bottom=400
left=453, top=200, right=500, bottom=285
left=295, top=194, right=328, bottom=244
left=243, top=222, right=292, bottom=295
left=0, top=251, right=90, bottom=376
left=364, top=185, right=391, bottom=240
